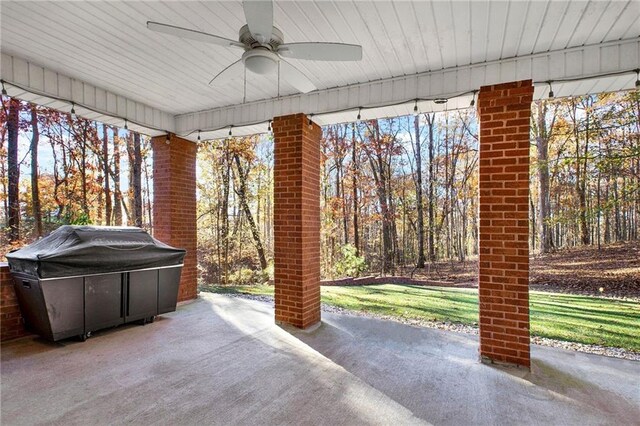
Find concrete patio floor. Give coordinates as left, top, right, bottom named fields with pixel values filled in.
left=1, top=293, right=638, bottom=426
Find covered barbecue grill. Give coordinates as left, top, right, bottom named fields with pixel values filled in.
left=6, top=225, right=186, bottom=342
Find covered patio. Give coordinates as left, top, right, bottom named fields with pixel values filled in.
left=2, top=294, right=639, bottom=424
left=1, top=0, right=639, bottom=423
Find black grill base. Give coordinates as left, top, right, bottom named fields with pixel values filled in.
left=11, top=266, right=182, bottom=342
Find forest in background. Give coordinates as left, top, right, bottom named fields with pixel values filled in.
left=0, top=98, right=152, bottom=255
left=197, top=90, right=640, bottom=283
left=2, top=91, right=639, bottom=285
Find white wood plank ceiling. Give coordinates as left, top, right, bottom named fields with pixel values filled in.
left=1, top=0, right=639, bottom=139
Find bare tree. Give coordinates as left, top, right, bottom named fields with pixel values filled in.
left=113, top=127, right=123, bottom=225
left=30, top=105, right=43, bottom=237
left=533, top=101, right=556, bottom=252
left=102, top=124, right=112, bottom=225
left=7, top=98, right=20, bottom=241
left=412, top=114, right=426, bottom=267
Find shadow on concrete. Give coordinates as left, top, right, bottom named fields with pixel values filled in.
left=288, top=310, right=640, bottom=426
left=1, top=294, right=426, bottom=425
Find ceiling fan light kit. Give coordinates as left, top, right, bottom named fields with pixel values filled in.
left=242, top=49, right=279, bottom=75
left=147, top=0, right=362, bottom=95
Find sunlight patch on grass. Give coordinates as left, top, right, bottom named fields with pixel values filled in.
left=202, top=284, right=640, bottom=351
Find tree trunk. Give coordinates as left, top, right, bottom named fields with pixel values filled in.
left=341, top=169, right=349, bottom=246
left=579, top=105, right=590, bottom=245
left=131, top=133, right=143, bottom=227
left=102, top=124, right=112, bottom=225
left=414, top=114, right=426, bottom=267
left=221, top=145, right=231, bottom=285
left=371, top=121, right=394, bottom=273
left=113, top=127, right=123, bottom=225
left=426, top=113, right=436, bottom=261
left=143, top=153, right=153, bottom=230
left=7, top=98, right=20, bottom=241
left=352, top=123, right=360, bottom=256
left=232, top=153, right=268, bottom=270
left=30, top=105, right=43, bottom=237
left=535, top=102, right=553, bottom=253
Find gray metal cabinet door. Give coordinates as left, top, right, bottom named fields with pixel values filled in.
left=85, top=273, right=124, bottom=332
left=126, top=270, right=158, bottom=322
left=158, top=267, right=182, bottom=314
left=42, top=277, right=84, bottom=341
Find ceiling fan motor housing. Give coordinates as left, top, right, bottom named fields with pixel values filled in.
left=239, top=24, right=283, bottom=49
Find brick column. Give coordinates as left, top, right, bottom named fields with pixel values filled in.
left=272, top=113, right=321, bottom=329
left=1, top=262, right=26, bottom=341
left=151, top=134, right=198, bottom=302
left=477, top=80, right=534, bottom=368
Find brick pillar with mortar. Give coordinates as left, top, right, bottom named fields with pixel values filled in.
left=151, top=134, right=198, bottom=302
left=477, top=80, right=534, bottom=368
left=272, top=113, right=322, bottom=329
left=0, top=263, right=27, bottom=341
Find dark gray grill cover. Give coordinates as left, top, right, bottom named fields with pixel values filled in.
left=6, top=225, right=186, bottom=279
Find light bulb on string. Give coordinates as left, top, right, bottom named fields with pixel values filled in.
left=267, top=120, right=272, bottom=133
left=124, top=119, right=129, bottom=131
left=413, top=99, right=419, bottom=116
left=308, top=114, right=314, bottom=129
left=356, top=107, right=362, bottom=121
left=228, top=125, right=233, bottom=137
left=1, top=80, right=7, bottom=97
left=165, top=133, right=170, bottom=144
left=470, top=91, right=477, bottom=107
left=547, top=81, right=554, bottom=99
left=70, top=102, right=77, bottom=120
left=635, top=69, right=640, bottom=91
left=197, top=130, right=201, bottom=142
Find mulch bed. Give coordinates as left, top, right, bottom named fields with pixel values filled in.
left=326, top=242, right=640, bottom=300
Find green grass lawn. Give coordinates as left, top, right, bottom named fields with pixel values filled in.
left=203, top=284, right=640, bottom=351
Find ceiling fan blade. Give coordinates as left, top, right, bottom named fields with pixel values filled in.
left=209, top=59, right=244, bottom=85
left=243, top=1, right=273, bottom=44
left=147, top=21, right=245, bottom=49
left=280, top=60, right=316, bottom=94
left=278, top=42, right=362, bottom=61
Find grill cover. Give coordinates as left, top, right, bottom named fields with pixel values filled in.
left=6, top=226, right=186, bottom=279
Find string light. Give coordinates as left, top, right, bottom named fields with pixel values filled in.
left=197, top=130, right=201, bottom=141
left=308, top=114, right=314, bottom=129
left=3, top=67, right=639, bottom=141
left=124, top=119, right=129, bottom=130
left=70, top=102, right=76, bottom=119
left=165, top=133, right=170, bottom=144
left=413, top=99, right=419, bottom=116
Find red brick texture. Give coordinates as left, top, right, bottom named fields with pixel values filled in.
left=477, top=80, right=534, bottom=368
left=151, top=134, right=198, bottom=302
left=272, top=113, right=322, bottom=329
left=1, top=263, right=27, bottom=342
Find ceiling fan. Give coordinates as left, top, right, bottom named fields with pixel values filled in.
left=147, top=0, right=363, bottom=94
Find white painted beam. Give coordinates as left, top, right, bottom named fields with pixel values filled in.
left=178, top=38, right=639, bottom=141
left=0, top=53, right=175, bottom=137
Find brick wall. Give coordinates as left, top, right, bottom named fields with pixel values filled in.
left=151, top=134, right=198, bottom=302
left=1, top=263, right=27, bottom=341
left=477, top=80, right=534, bottom=368
left=272, top=113, right=322, bottom=329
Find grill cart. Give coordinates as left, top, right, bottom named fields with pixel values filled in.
left=6, top=226, right=186, bottom=342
